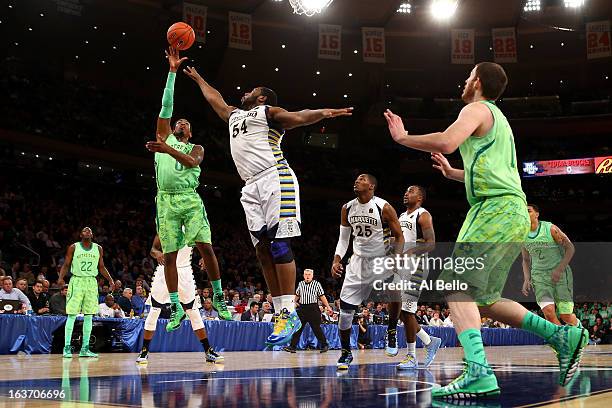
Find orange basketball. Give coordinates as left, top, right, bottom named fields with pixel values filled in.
left=167, top=22, right=195, bottom=51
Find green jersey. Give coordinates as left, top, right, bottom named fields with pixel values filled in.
left=71, top=242, right=100, bottom=277
left=459, top=101, right=526, bottom=207
left=524, top=221, right=564, bottom=272
left=154, top=134, right=200, bottom=191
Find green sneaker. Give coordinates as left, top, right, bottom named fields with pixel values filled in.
left=548, top=325, right=588, bottom=386
left=212, top=293, right=232, bottom=321
left=431, top=360, right=500, bottom=399
left=63, top=345, right=73, bottom=359
left=166, top=302, right=186, bottom=332
left=78, top=346, right=98, bottom=358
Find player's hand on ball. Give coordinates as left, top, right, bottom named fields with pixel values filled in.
left=431, top=153, right=453, bottom=178
left=521, top=279, right=532, bottom=296
left=146, top=140, right=170, bottom=153
left=384, top=109, right=407, bottom=143
left=183, top=66, right=203, bottom=82
left=166, top=46, right=188, bottom=73
left=324, top=107, right=353, bottom=118
left=331, top=262, right=343, bottom=278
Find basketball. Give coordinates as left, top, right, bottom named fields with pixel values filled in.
left=167, top=22, right=195, bottom=51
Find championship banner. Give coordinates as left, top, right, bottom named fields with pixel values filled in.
left=451, top=29, right=475, bottom=64
left=492, top=27, right=517, bottom=63
left=318, top=24, right=342, bottom=60
left=362, top=27, right=386, bottom=63
left=522, top=158, right=595, bottom=178
left=586, top=20, right=611, bottom=60
left=183, top=2, right=207, bottom=44
left=228, top=12, right=252, bottom=51
left=595, top=156, right=612, bottom=174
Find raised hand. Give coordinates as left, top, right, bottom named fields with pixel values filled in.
left=183, top=66, right=203, bottom=83
left=323, top=107, right=353, bottom=118
left=431, top=152, right=453, bottom=178
left=383, top=109, right=407, bottom=143
left=166, top=46, right=188, bottom=73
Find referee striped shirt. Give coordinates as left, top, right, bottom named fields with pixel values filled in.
left=296, top=280, right=324, bottom=305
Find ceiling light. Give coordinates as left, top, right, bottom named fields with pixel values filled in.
left=524, top=0, right=541, bottom=12
left=564, top=0, right=585, bottom=8
left=431, top=0, right=458, bottom=20
left=397, top=2, right=412, bottom=14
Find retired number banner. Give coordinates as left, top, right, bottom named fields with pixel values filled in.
left=586, top=20, right=611, bottom=60
left=318, top=24, right=342, bottom=60
left=492, top=27, right=517, bottom=63
left=362, top=27, right=386, bottom=63
left=228, top=12, right=252, bottom=50
left=183, top=2, right=207, bottom=44
left=451, top=29, right=475, bottom=64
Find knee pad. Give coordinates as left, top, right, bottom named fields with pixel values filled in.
left=270, top=238, right=294, bottom=264
left=339, top=309, right=355, bottom=331
left=144, top=307, right=162, bottom=331
left=186, top=308, right=204, bottom=331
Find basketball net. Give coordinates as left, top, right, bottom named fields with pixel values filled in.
left=289, top=0, right=334, bottom=17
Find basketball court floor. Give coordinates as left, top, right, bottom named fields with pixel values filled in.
left=0, top=345, right=610, bottom=407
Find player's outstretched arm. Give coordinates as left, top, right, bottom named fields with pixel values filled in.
left=97, top=246, right=115, bottom=290
left=157, top=47, right=188, bottom=142
left=57, top=244, right=75, bottom=286
left=332, top=205, right=351, bottom=278
left=431, top=153, right=465, bottom=182
left=550, top=225, right=575, bottom=283
left=183, top=66, right=236, bottom=123
left=268, top=107, right=353, bottom=130
left=384, top=103, right=487, bottom=154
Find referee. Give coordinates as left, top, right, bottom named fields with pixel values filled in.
left=283, top=269, right=332, bottom=353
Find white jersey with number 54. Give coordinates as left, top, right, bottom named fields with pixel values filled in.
left=228, top=105, right=288, bottom=182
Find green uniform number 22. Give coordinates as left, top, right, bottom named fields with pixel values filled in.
left=80, top=261, right=94, bottom=272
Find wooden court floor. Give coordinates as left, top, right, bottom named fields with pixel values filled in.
left=0, top=345, right=610, bottom=407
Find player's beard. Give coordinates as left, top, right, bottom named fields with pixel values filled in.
left=174, top=130, right=185, bottom=138
left=241, top=95, right=256, bottom=110
left=461, top=84, right=475, bottom=103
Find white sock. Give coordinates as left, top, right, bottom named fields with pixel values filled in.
left=407, top=342, right=416, bottom=356
left=272, top=296, right=282, bottom=312
left=279, top=295, right=295, bottom=313
left=417, top=328, right=431, bottom=346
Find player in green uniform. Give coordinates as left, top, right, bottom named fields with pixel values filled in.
left=146, top=47, right=231, bottom=330
left=522, top=204, right=579, bottom=326
left=385, top=62, right=588, bottom=399
left=58, top=227, right=114, bottom=358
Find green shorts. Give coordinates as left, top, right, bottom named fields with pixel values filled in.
left=156, top=190, right=212, bottom=254
left=66, top=276, right=99, bottom=315
left=532, top=266, right=574, bottom=313
left=439, top=195, right=530, bottom=305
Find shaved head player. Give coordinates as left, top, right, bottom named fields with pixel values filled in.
left=184, top=66, right=352, bottom=346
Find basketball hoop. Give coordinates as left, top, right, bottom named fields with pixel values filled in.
left=289, top=0, right=334, bottom=17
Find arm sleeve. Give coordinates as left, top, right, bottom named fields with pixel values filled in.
left=316, top=282, right=324, bottom=297
left=159, top=71, right=176, bottom=119
left=334, top=225, right=352, bottom=259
